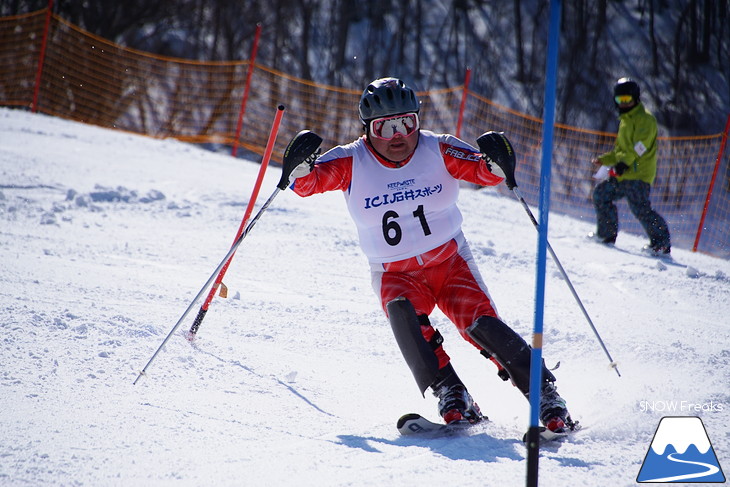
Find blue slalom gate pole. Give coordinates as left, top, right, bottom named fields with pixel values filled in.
left=526, top=1, right=561, bottom=486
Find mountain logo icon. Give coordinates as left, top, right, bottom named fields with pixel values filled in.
left=637, top=416, right=725, bottom=483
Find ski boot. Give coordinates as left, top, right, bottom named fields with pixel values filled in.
left=433, top=383, right=482, bottom=425
left=539, top=381, right=575, bottom=432
left=587, top=231, right=615, bottom=245
left=430, top=364, right=482, bottom=424
left=642, top=242, right=671, bottom=256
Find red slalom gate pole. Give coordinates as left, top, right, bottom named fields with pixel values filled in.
left=31, top=0, right=54, bottom=112
left=231, top=24, right=262, bottom=158
left=455, top=67, right=471, bottom=139
left=692, top=113, right=730, bottom=252
left=188, top=104, right=286, bottom=337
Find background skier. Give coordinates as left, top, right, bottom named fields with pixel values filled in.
left=590, top=77, right=671, bottom=255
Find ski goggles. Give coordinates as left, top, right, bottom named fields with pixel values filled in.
left=369, top=113, right=420, bottom=140
left=614, top=94, right=634, bottom=105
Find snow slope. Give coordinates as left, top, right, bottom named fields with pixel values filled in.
left=1, top=107, right=728, bottom=487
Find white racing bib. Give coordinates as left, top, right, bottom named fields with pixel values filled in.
left=345, top=133, right=462, bottom=263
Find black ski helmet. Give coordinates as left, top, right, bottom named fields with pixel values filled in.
left=613, top=77, right=640, bottom=102
left=358, top=77, right=420, bottom=123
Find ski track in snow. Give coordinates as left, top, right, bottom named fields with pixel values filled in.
left=1, top=108, right=729, bottom=486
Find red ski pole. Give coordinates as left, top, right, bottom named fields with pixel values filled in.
left=187, top=104, right=286, bottom=338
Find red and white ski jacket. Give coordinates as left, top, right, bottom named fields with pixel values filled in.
left=292, top=130, right=504, bottom=265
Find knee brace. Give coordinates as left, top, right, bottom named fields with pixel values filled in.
left=467, top=316, right=555, bottom=395
left=386, top=297, right=442, bottom=396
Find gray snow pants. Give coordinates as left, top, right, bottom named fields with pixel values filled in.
left=592, top=177, right=671, bottom=248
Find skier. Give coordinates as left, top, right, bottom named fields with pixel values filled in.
left=590, top=77, right=671, bottom=255
left=286, top=77, right=573, bottom=432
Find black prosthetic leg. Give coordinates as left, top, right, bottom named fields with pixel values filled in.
left=386, top=297, right=460, bottom=395
left=386, top=297, right=482, bottom=422
left=466, top=315, right=555, bottom=396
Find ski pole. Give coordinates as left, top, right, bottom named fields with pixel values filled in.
left=133, top=129, right=323, bottom=385
left=477, top=131, right=620, bottom=377
left=187, top=105, right=285, bottom=338
left=512, top=186, right=621, bottom=377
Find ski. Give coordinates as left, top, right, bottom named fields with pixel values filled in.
left=523, top=422, right=582, bottom=443
left=396, top=413, right=483, bottom=437
left=586, top=233, right=685, bottom=268
left=397, top=413, right=581, bottom=443
left=617, top=246, right=685, bottom=268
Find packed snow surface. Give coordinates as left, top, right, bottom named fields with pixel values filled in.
left=1, top=108, right=728, bottom=486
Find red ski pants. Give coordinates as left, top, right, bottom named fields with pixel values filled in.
left=372, top=234, right=499, bottom=368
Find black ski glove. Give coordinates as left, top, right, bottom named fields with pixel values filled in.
left=279, top=130, right=323, bottom=189
left=476, top=131, right=518, bottom=190
left=289, top=148, right=320, bottom=180
left=614, top=162, right=629, bottom=176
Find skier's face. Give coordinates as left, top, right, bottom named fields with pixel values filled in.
left=614, top=94, right=637, bottom=113
left=368, top=129, right=419, bottom=162
left=367, top=112, right=420, bottom=163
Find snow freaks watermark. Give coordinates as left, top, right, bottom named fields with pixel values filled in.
left=639, top=400, right=725, bottom=414
left=637, top=416, right=725, bottom=483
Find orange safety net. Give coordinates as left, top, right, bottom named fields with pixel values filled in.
left=0, top=11, right=45, bottom=107
left=2, top=10, right=729, bottom=258
left=461, top=93, right=730, bottom=257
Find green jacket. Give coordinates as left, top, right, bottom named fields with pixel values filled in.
left=598, top=102, right=658, bottom=185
